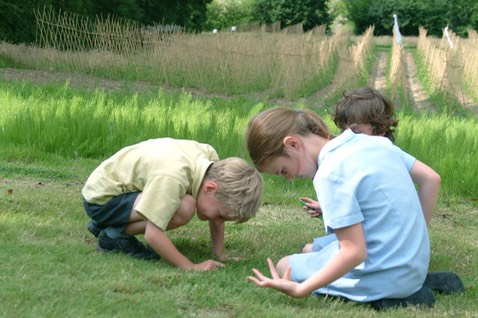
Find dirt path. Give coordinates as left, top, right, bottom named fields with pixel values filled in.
left=0, top=68, right=161, bottom=91
left=404, top=51, right=435, bottom=112
left=367, top=50, right=435, bottom=112
left=0, top=68, right=248, bottom=102
left=368, top=51, right=388, bottom=93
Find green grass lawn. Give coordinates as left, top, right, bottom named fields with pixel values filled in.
left=0, top=156, right=476, bottom=317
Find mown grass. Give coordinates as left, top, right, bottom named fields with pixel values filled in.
left=1, top=167, right=476, bottom=317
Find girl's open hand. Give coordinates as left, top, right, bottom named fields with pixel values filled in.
left=247, top=258, right=303, bottom=298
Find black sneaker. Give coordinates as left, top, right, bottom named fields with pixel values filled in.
left=424, top=271, right=464, bottom=294
left=369, top=286, right=436, bottom=310
left=97, top=231, right=160, bottom=261
left=87, top=221, right=104, bottom=238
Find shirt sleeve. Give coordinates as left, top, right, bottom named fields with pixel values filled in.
left=315, top=173, right=365, bottom=234
left=135, top=174, right=188, bottom=231
left=392, top=145, right=416, bottom=172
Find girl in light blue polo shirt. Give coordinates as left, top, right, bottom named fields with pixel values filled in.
left=245, top=107, right=440, bottom=309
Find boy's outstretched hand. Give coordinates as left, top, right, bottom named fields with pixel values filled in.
left=248, top=258, right=303, bottom=298
left=192, top=259, right=226, bottom=271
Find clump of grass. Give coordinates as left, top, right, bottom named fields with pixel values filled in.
left=396, top=113, right=478, bottom=199
left=0, top=80, right=264, bottom=159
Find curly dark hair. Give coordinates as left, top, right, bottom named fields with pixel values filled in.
left=333, top=87, right=399, bottom=141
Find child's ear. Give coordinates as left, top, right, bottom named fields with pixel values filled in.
left=283, top=136, right=299, bottom=149
left=203, top=180, right=218, bottom=193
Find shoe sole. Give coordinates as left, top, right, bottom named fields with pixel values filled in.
left=370, top=286, right=436, bottom=310
left=96, top=244, right=160, bottom=261
left=424, top=271, right=464, bottom=294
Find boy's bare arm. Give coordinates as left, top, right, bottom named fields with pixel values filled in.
left=410, top=160, right=441, bottom=226
left=209, top=220, right=225, bottom=260
left=144, top=221, right=225, bottom=271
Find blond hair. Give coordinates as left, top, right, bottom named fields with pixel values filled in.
left=205, top=157, right=263, bottom=223
left=246, top=107, right=333, bottom=170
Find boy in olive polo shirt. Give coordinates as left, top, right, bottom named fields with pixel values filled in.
left=82, top=138, right=263, bottom=271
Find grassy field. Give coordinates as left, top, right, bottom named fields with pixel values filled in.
left=0, top=159, right=476, bottom=317
left=0, top=76, right=477, bottom=317
left=1, top=24, right=478, bottom=316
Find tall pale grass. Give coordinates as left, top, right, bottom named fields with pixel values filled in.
left=417, top=27, right=448, bottom=94
left=388, top=29, right=410, bottom=109
left=346, top=26, right=375, bottom=89
left=349, top=26, right=374, bottom=73
left=1, top=8, right=345, bottom=100
left=317, top=26, right=375, bottom=107
left=417, top=26, right=478, bottom=111
left=458, top=29, right=478, bottom=103
left=1, top=7, right=383, bottom=101
left=0, top=30, right=340, bottom=99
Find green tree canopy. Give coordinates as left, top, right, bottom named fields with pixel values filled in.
left=344, top=0, right=478, bottom=37
left=206, top=0, right=256, bottom=31
left=0, top=0, right=212, bottom=44
left=252, top=0, right=331, bottom=32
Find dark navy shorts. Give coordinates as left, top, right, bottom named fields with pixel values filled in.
left=83, top=192, right=140, bottom=228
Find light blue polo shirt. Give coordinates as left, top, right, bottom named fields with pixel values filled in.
left=289, top=129, right=430, bottom=302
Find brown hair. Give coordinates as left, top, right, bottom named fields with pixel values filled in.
left=246, top=107, right=332, bottom=171
left=333, top=87, right=398, bottom=141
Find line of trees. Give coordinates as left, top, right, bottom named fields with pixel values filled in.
left=205, top=0, right=477, bottom=37
left=344, top=0, right=478, bottom=37
left=0, top=0, right=213, bottom=44
left=204, top=0, right=330, bottom=33
left=1, top=0, right=477, bottom=45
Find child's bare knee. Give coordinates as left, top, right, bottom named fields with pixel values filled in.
left=302, top=243, right=313, bottom=253
left=276, top=256, right=292, bottom=278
